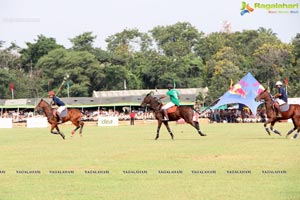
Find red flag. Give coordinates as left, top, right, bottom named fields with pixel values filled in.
left=285, top=77, right=288, bottom=85
left=9, top=82, right=14, bottom=91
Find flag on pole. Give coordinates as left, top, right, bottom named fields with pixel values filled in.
left=9, top=82, right=14, bottom=99
left=230, top=79, right=233, bottom=88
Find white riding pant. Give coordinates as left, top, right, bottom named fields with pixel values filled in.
left=57, top=106, right=66, bottom=114
left=275, top=98, right=286, bottom=106
left=162, top=102, right=175, bottom=110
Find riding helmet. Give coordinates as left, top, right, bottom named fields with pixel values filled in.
left=275, top=81, right=283, bottom=86
left=48, top=91, right=55, bottom=95
left=167, top=84, right=173, bottom=89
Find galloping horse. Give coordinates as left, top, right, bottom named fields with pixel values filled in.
left=141, top=93, right=206, bottom=140
left=35, top=99, right=84, bottom=139
left=255, top=89, right=300, bottom=139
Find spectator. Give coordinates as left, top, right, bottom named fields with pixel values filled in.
left=130, top=111, right=136, bottom=125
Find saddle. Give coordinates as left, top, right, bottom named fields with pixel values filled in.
left=52, top=108, right=68, bottom=118
left=167, top=106, right=178, bottom=114
left=60, top=108, right=68, bottom=117
left=279, top=104, right=289, bottom=112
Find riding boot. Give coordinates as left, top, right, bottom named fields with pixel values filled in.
left=57, top=114, right=62, bottom=123
left=274, top=103, right=282, bottom=118
left=162, top=109, right=169, bottom=121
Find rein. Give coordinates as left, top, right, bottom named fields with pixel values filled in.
left=259, top=92, right=276, bottom=113
left=37, top=100, right=55, bottom=119
left=148, top=96, right=162, bottom=111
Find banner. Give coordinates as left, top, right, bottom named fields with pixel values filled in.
left=0, top=118, right=13, bottom=128
left=98, top=117, right=119, bottom=126
left=26, top=117, right=48, bottom=128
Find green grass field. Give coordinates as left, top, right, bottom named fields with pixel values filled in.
left=0, top=122, right=299, bottom=200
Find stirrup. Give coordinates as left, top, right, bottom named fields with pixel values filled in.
left=162, top=117, right=169, bottom=122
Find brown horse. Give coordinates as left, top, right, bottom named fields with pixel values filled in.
left=255, top=89, right=300, bottom=139
left=141, top=93, right=206, bottom=140
left=35, top=99, right=84, bottom=139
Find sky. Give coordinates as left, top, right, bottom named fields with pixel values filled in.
left=1, top=0, right=300, bottom=49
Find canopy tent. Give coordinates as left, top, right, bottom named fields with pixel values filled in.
left=211, top=72, right=264, bottom=116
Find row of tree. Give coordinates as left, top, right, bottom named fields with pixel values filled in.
left=1, top=22, right=300, bottom=104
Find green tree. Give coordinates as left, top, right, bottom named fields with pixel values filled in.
left=99, top=65, right=129, bottom=90
left=204, top=47, right=242, bottom=100
left=70, top=32, right=97, bottom=52
left=106, top=28, right=152, bottom=54
left=0, top=44, right=21, bottom=70
left=36, top=48, right=102, bottom=97
left=151, top=22, right=202, bottom=57
left=291, top=33, right=300, bottom=64
left=253, top=43, right=292, bottom=90
left=20, top=35, right=63, bottom=72
left=194, top=32, right=229, bottom=64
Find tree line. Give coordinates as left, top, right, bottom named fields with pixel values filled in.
left=0, top=22, right=299, bottom=105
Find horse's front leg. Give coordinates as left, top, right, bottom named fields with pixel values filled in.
left=155, top=121, right=163, bottom=140
left=270, top=121, right=281, bottom=136
left=50, top=124, right=65, bottom=140
left=264, top=121, right=271, bottom=135
left=50, top=124, right=58, bottom=135
left=162, top=121, right=174, bottom=140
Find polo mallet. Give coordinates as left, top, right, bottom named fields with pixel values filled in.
left=49, top=75, right=69, bottom=106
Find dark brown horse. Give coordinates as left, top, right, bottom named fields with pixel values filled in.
left=141, top=93, right=206, bottom=140
left=255, top=89, right=300, bottom=139
left=35, top=99, right=84, bottom=139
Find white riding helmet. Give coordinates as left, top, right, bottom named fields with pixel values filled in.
left=275, top=81, right=283, bottom=86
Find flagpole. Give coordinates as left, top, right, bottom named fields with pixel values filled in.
left=285, top=77, right=288, bottom=96
left=67, top=80, right=70, bottom=98
left=124, top=80, right=127, bottom=90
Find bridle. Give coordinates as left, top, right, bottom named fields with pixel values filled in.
left=143, top=95, right=162, bottom=112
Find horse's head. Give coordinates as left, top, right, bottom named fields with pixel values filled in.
left=34, top=99, right=49, bottom=114
left=141, top=93, right=153, bottom=107
left=140, top=92, right=161, bottom=110
left=255, top=88, right=270, bottom=102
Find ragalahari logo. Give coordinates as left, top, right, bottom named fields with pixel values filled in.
left=241, top=1, right=254, bottom=15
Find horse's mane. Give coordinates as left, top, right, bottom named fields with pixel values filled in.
left=41, top=99, right=51, bottom=106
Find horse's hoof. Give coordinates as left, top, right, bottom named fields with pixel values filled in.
left=293, top=134, right=298, bottom=139
left=199, top=132, right=207, bottom=136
